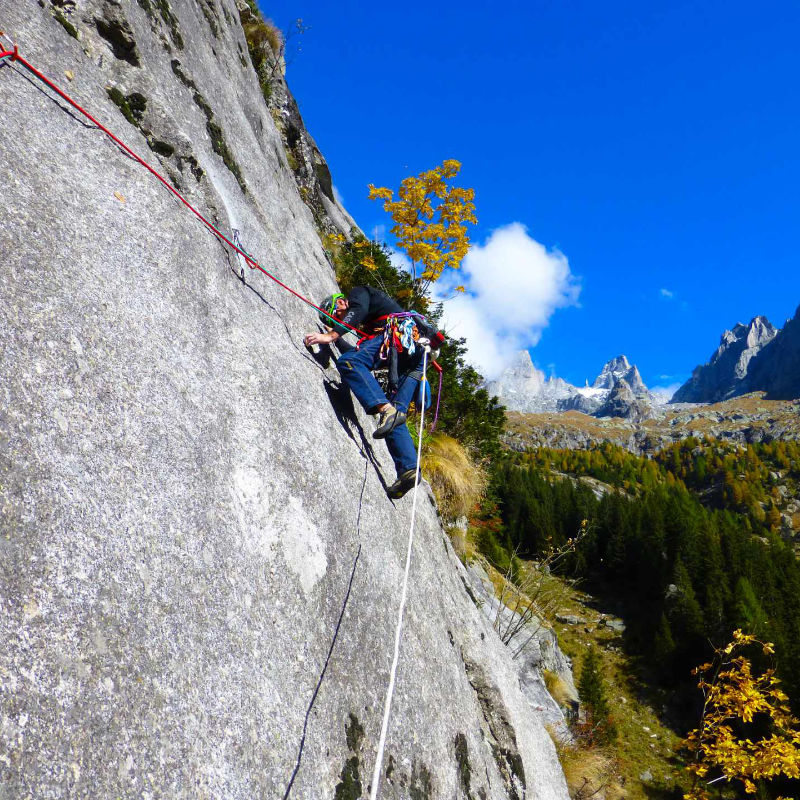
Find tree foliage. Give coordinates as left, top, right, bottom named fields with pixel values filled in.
left=684, top=630, right=800, bottom=799
left=368, top=159, right=476, bottom=305
left=480, top=449, right=800, bottom=718
left=326, top=231, right=420, bottom=309
left=578, top=647, right=616, bottom=744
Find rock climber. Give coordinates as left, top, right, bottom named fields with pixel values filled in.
left=304, top=286, right=441, bottom=500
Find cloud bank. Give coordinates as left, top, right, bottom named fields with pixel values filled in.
left=438, top=223, right=580, bottom=380
left=650, top=382, right=682, bottom=403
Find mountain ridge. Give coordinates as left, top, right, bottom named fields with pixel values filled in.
left=671, top=315, right=778, bottom=402
left=486, top=350, right=657, bottom=419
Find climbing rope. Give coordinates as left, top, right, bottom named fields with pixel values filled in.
left=0, top=43, right=448, bottom=426
left=369, top=347, right=429, bottom=800
left=0, top=43, right=366, bottom=337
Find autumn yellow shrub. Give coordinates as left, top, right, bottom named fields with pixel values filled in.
left=368, top=160, right=476, bottom=306
left=683, top=629, right=800, bottom=798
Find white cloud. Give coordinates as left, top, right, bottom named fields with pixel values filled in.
left=650, top=383, right=682, bottom=403
left=438, top=223, right=580, bottom=379
left=388, top=248, right=412, bottom=274
left=660, top=288, right=674, bottom=299
left=332, top=184, right=345, bottom=207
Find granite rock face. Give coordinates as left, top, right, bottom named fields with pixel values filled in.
left=557, top=392, right=601, bottom=415
left=745, top=305, right=800, bottom=400
left=594, top=377, right=655, bottom=422
left=464, top=564, right=578, bottom=740
left=236, top=0, right=357, bottom=239
left=672, top=316, right=778, bottom=403
left=0, top=4, right=568, bottom=799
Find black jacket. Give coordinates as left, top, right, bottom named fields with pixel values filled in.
left=337, top=286, right=404, bottom=335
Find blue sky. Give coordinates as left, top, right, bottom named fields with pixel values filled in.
left=260, top=0, right=799, bottom=389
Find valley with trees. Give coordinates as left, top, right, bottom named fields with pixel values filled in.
left=324, top=199, right=800, bottom=797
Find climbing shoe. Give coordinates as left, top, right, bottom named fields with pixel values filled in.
left=387, top=469, right=418, bottom=500
left=372, top=404, right=407, bottom=439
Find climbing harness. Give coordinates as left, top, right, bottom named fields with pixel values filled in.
left=0, top=43, right=367, bottom=338
left=352, top=311, right=445, bottom=424
left=369, top=346, right=429, bottom=800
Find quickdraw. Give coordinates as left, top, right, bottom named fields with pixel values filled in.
left=378, top=315, right=418, bottom=361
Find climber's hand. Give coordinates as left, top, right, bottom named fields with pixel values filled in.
left=304, top=331, right=336, bottom=346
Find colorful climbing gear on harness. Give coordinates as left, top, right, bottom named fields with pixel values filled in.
left=352, top=311, right=445, bottom=427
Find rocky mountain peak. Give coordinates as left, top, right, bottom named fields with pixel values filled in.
left=743, top=305, right=800, bottom=400
left=594, top=377, right=655, bottom=421
left=592, top=355, right=647, bottom=393
left=672, top=315, right=779, bottom=403
left=508, top=349, right=545, bottom=380
left=488, top=351, right=655, bottom=419
left=716, top=316, right=777, bottom=374
left=599, top=354, right=630, bottom=374
left=485, top=351, right=576, bottom=414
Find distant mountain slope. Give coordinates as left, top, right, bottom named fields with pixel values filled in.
left=503, top=393, right=800, bottom=455
left=744, top=304, right=800, bottom=400
left=486, top=352, right=656, bottom=419
left=671, top=315, right=779, bottom=402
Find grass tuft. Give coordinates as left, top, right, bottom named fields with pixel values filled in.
left=420, top=433, right=486, bottom=521
left=239, top=1, right=283, bottom=105
left=554, top=738, right=623, bottom=800
left=543, top=669, right=574, bottom=708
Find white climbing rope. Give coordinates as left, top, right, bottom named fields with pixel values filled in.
left=369, top=347, right=429, bottom=800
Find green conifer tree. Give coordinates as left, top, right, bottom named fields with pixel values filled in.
left=578, top=648, right=615, bottom=743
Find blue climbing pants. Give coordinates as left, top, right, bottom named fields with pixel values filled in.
left=336, top=335, right=422, bottom=476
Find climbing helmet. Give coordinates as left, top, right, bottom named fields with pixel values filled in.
left=318, top=292, right=345, bottom=327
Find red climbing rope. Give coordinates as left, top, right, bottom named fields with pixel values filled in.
left=1, top=44, right=445, bottom=416
left=0, top=44, right=367, bottom=337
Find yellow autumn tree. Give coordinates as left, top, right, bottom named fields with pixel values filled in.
left=683, top=629, right=800, bottom=799
left=368, top=159, right=476, bottom=305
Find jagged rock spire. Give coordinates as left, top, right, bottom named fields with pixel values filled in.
left=671, top=315, right=779, bottom=402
